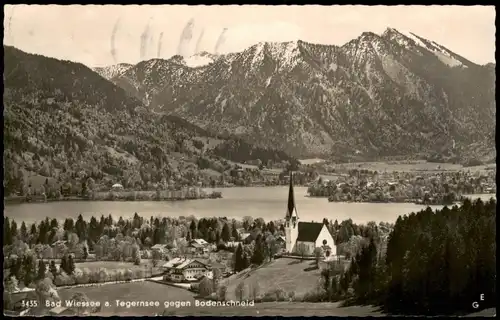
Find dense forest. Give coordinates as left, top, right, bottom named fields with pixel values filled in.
left=314, top=198, right=496, bottom=315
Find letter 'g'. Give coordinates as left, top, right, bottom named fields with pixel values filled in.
left=472, top=301, right=479, bottom=309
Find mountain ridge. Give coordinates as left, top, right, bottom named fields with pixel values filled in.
left=105, top=28, right=494, bottom=162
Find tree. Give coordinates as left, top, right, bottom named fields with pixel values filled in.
left=10, top=220, right=18, bottom=241
left=242, top=216, right=254, bottom=231
left=20, top=221, right=28, bottom=242
left=4, top=217, right=13, bottom=245
left=217, top=285, right=228, bottom=301
left=132, top=244, right=141, bottom=265
left=251, top=237, right=265, bottom=265
left=5, top=275, right=20, bottom=293
left=212, top=268, right=222, bottom=293
left=199, top=277, right=213, bottom=297
left=35, top=278, right=60, bottom=308
left=82, top=243, right=89, bottom=260
left=37, top=260, right=47, bottom=280
left=267, top=221, right=276, bottom=234
left=235, top=281, right=245, bottom=301
left=231, top=222, right=239, bottom=241
left=314, top=247, right=323, bottom=268
left=234, top=243, right=244, bottom=272
left=67, top=255, right=75, bottom=275
left=265, top=235, right=278, bottom=261
left=152, top=250, right=162, bottom=267
left=221, top=223, right=231, bottom=242
left=70, top=292, right=91, bottom=315
left=23, top=253, right=36, bottom=286
left=68, top=232, right=79, bottom=249
left=49, top=261, right=58, bottom=279
left=60, top=255, right=68, bottom=274
left=9, top=258, right=22, bottom=282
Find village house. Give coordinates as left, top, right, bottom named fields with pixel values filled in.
left=188, top=239, right=209, bottom=254
left=239, top=233, right=251, bottom=243
left=225, top=241, right=242, bottom=249
left=111, top=183, right=124, bottom=191
left=284, top=172, right=337, bottom=256
left=275, top=235, right=286, bottom=246
left=210, top=261, right=227, bottom=275
left=51, top=240, right=68, bottom=247
left=151, top=244, right=169, bottom=254
left=162, top=257, right=212, bottom=282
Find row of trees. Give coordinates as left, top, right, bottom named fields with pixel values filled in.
left=3, top=213, right=290, bottom=258
left=311, top=198, right=496, bottom=316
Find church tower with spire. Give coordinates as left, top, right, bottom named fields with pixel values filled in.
left=285, top=171, right=299, bottom=253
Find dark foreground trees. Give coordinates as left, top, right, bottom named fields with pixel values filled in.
left=382, top=198, right=496, bottom=315
left=320, top=198, right=496, bottom=316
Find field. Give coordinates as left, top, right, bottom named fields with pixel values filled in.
left=54, top=270, right=496, bottom=317
left=58, top=281, right=196, bottom=316
left=57, top=280, right=384, bottom=317
left=167, top=301, right=385, bottom=317
left=220, top=258, right=323, bottom=301
left=38, top=259, right=163, bottom=277
left=299, top=158, right=327, bottom=165
left=328, top=161, right=495, bottom=173
left=74, top=260, right=162, bottom=274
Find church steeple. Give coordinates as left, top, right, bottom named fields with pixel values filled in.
left=285, top=171, right=299, bottom=220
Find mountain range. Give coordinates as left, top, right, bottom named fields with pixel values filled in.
left=99, top=27, right=495, bottom=162
left=3, top=45, right=296, bottom=195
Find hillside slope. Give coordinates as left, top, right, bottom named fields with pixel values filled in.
left=220, top=258, right=322, bottom=301
left=111, top=28, right=495, bottom=162
left=3, top=46, right=296, bottom=196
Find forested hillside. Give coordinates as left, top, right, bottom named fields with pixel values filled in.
left=311, top=198, right=496, bottom=315
left=3, top=46, right=297, bottom=196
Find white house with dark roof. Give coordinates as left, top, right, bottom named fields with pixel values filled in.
left=284, top=172, right=336, bottom=256
left=162, top=257, right=212, bottom=282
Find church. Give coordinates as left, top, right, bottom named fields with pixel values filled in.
left=284, top=172, right=337, bottom=256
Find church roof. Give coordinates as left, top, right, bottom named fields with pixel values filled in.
left=285, top=171, right=298, bottom=219
left=296, top=222, right=325, bottom=242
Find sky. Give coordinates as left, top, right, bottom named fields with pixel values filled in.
left=3, top=5, right=496, bottom=67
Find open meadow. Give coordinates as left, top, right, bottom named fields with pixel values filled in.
left=328, top=160, right=495, bottom=173
left=74, top=259, right=162, bottom=275
left=37, top=259, right=163, bottom=278
left=58, top=280, right=386, bottom=317
left=58, top=281, right=196, bottom=316
left=220, top=258, right=324, bottom=301
left=166, top=301, right=386, bottom=317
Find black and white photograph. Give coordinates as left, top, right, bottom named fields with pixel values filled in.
left=3, top=4, right=496, bottom=317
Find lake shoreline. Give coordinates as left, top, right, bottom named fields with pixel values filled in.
left=3, top=196, right=223, bottom=205
left=4, top=187, right=494, bottom=226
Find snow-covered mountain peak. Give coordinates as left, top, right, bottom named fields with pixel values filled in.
left=183, top=52, right=216, bottom=68
left=94, top=63, right=133, bottom=80
left=107, top=29, right=494, bottom=160
left=245, top=40, right=303, bottom=71
left=381, top=27, right=468, bottom=68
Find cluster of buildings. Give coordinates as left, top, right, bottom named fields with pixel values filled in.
left=308, top=169, right=496, bottom=204
left=157, top=173, right=339, bottom=284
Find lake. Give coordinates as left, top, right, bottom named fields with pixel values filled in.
left=3, top=187, right=495, bottom=225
